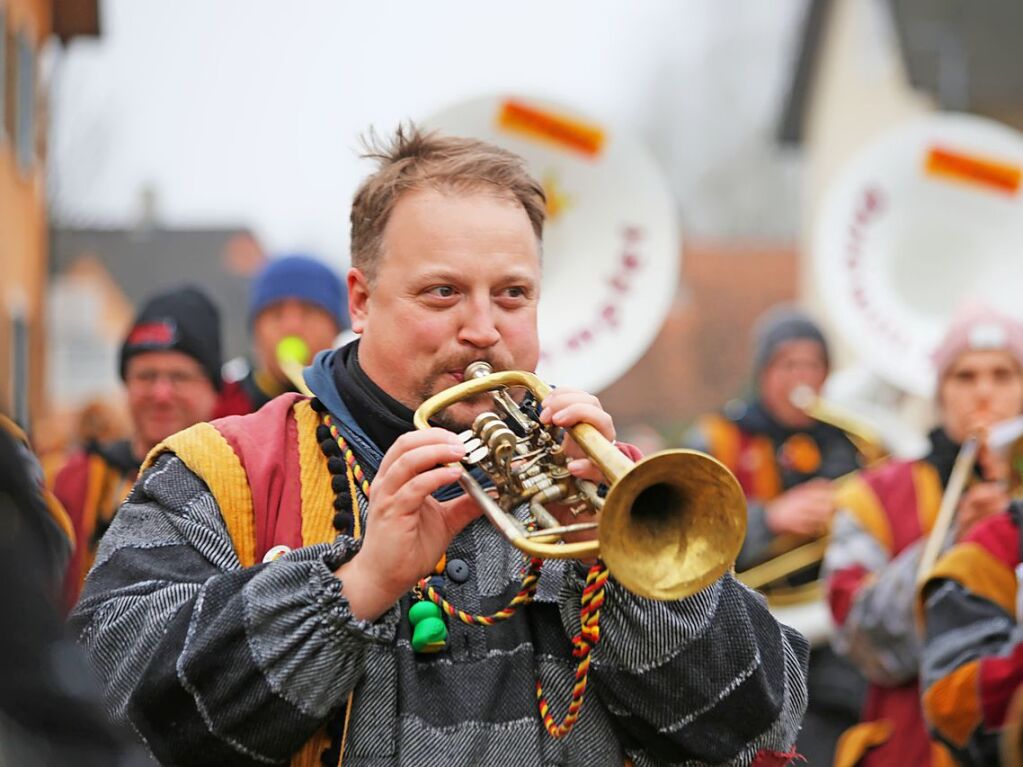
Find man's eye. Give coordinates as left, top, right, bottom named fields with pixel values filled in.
left=428, top=286, right=456, bottom=298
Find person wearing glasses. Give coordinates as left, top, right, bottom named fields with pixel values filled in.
left=52, top=285, right=222, bottom=611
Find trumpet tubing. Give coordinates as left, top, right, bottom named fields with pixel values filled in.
left=414, top=362, right=747, bottom=601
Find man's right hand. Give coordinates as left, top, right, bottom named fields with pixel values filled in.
left=764, top=478, right=836, bottom=538
left=334, top=428, right=482, bottom=621
left=955, top=481, right=1010, bottom=541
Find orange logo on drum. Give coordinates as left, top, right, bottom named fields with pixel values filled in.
left=497, top=100, right=605, bottom=158
left=541, top=171, right=573, bottom=221
left=924, top=146, right=1022, bottom=195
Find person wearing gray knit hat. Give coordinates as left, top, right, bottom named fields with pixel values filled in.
left=685, top=302, right=865, bottom=766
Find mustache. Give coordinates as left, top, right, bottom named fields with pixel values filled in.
left=434, top=353, right=513, bottom=378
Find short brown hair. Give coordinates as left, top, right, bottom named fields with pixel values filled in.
left=350, top=124, right=546, bottom=282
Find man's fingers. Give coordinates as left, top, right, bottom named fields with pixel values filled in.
left=389, top=465, right=465, bottom=514
left=374, top=439, right=465, bottom=500
left=433, top=494, right=485, bottom=537
left=566, top=458, right=607, bottom=484
left=376, top=427, right=464, bottom=478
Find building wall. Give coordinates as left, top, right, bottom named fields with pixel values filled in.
left=0, top=0, right=50, bottom=428
left=800, top=0, right=933, bottom=361
left=600, top=241, right=799, bottom=441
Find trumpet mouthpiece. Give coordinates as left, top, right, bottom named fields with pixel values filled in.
left=276, top=336, right=310, bottom=366
left=789, top=385, right=816, bottom=410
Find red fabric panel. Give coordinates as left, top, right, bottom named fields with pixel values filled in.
left=828, top=564, right=869, bottom=626
left=750, top=747, right=798, bottom=766
left=214, top=394, right=306, bottom=562
left=860, top=682, right=933, bottom=767
left=964, top=511, right=1020, bottom=572
left=53, top=451, right=91, bottom=612
left=862, top=461, right=922, bottom=554
left=211, top=379, right=257, bottom=419
left=979, top=641, right=1023, bottom=729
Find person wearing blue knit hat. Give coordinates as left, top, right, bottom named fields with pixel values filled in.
left=214, top=254, right=348, bottom=417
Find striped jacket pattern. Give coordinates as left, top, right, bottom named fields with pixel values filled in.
left=70, top=382, right=809, bottom=766
left=920, top=501, right=1023, bottom=765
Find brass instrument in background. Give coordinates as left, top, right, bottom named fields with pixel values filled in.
left=739, top=387, right=889, bottom=591
left=917, top=415, right=1023, bottom=584
left=414, top=362, right=747, bottom=601
left=789, top=385, right=889, bottom=465
left=738, top=386, right=890, bottom=644
left=276, top=336, right=314, bottom=396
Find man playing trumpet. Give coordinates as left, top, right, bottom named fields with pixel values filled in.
left=71, top=126, right=808, bottom=766
left=824, top=304, right=1023, bottom=766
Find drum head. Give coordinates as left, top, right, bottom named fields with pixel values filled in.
left=424, top=95, right=679, bottom=394
left=815, top=113, right=1023, bottom=397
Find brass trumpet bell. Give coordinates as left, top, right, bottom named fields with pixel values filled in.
left=414, top=362, right=746, bottom=601
left=599, top=449, right=747, bottom=601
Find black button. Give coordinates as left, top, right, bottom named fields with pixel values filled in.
left=446, top=558, right=470, bottom=583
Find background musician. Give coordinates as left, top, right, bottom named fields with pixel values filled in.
left=823, top=304, right=1023, bottom=766
left=213, top=254, right=348, bottom=418
left=51, top=286, right=223, bottom=612
left=69, top=125, right=810, bottom=766
left=686, top=305, right=866, bottom=764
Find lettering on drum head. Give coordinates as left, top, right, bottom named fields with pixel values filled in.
left=841, top=186, right=912, bottom=352
left=555, top=226, right=645, bottom=362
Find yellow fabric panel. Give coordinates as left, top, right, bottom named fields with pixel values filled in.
left=291, top=738, right=330, bottom=767
left=292, top=400, right=343, bottom=766
left=79, top=454, right=110, bottom=578
left=44, top=488, right=75, bottom=549
left=295, top=400, right=337, bottom=548
left=912, top=461, right=943, bottom=535
left=922, top=659, right=982, bottom=748
left=143, top=422, right=257, bottom=568
left=834, top=473, right=894, bottom=555
left=832, top=719, right=893, bottom=767
left=926, top=542, right=1017, bottom=618
left=931, top=742, right=958, bottom=767
left=701, top=414, right=741, bottom=473
left=750, top=435, right=781, bottom=500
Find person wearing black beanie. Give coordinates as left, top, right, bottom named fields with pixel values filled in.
left=52, top=285, right=223, bottom=611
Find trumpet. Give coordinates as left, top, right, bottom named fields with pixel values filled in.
left=276, top=336, right=314, bottom=396
left=789, top=385, right=889, bottom=465
left=414, top=362, right=747, bottom=601
left=917, top=415, right=1023, bottom=584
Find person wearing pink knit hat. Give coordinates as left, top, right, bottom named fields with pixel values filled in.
left=915, top=308, right=1023, bottom=763
left=823, top=302, right=1023, bottom=767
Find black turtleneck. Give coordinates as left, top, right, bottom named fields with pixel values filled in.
left=922, top=426, right=984, bottom=488
left=332, top=341, right=419, bottom=454
left=732, top=399, right=861, bottom=489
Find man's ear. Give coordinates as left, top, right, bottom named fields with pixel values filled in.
left=348, top=268, right=370, bottom=334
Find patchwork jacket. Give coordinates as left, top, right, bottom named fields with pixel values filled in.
left=71, top=352, right=810, bottom=766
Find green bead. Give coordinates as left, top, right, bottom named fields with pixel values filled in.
left=408, top=600, right=443, bottom=626
left=411, top=616, right=447, bottom=653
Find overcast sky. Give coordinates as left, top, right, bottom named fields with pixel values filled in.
left=48, top=0, right=807, bottom=263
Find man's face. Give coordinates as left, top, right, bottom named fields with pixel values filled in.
left=759, top=338, right=828, bottom=428
left=350, top=187, right=541, bottom=431
left=939, top=349, right=1023, bottom=443
left=124, top=351, right=218, bottom=453
left=253, top=298, right=340, bottom=385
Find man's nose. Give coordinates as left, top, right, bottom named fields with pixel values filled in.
left=150, top=377, right=177, bottom=400
left=457, top=297, right=501, bottom=348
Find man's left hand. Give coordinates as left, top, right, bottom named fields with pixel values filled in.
left=538, top=387, right=616, bottom=484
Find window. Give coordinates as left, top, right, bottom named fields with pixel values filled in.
left=0, top=10, right=7, bottom=143
left=14, top=29, right=33, bottom=171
